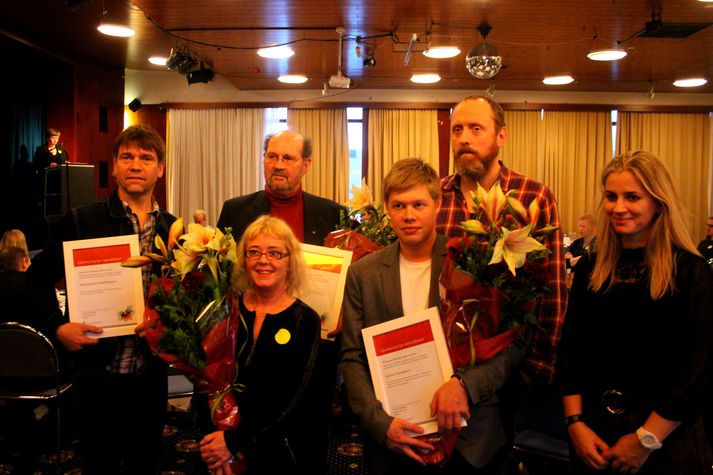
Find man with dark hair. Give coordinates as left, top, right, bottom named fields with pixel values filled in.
left=341, top=158, right=527, bottom=474
left=28, top=124, right=177, bottom=475
left=217, top=129, right=342, bottom=245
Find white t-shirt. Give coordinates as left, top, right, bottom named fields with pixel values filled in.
left=399, top=254, right=432, bottom=316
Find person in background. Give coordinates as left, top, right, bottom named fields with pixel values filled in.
left=193, top=209, right=210, bottom=227
left=217, top=130, right=342, bottom=245
left=557, top=151, right=713, bottom=474
left=27, top=124, right=176, bottom=475
left=565, top=214, right=597, bottom=269
left=0, top=229, right=30, bottom=256
left=696, top=216, right=713, bottom=263
left=199, top=215, right=324, bottom=474
left=33, top=128, right=68, bottom=171
left=341, top=158, right=526, bottom=474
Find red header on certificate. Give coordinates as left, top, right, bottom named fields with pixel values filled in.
left=73, top=244, right=132, bottom=267
left=373, top=320, right=435, bottom=356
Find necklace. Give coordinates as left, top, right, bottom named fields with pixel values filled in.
left=250, top=292, right=292, bottom=317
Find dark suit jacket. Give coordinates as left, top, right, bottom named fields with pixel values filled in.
left=340, top=234, right=526, bottom=472
left=217, top=190, right=343, bottom=245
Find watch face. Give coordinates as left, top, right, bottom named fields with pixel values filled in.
left=641, top=434, right=656, bottom=446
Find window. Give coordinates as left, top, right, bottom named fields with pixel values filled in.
left=347, top=107, right=363, bottom=193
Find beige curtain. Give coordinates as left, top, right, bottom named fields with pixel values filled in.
left=498, top=110, right=544, bottom=181
left=540, top=111, right=613, bottom=235
left=367, top=109, right=439, bottom=203
left=166, top=108, right=265, bottom=225
left=617, top=112, right=711, bottom=240
left=287, top=108, right=350, bottom=204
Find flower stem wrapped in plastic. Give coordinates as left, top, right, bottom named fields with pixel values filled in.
left=441, top=182, right=557, bottom=369
left=123, top=220, right=247, bottom=436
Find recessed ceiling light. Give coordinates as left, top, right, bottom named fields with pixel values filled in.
left=543, top=75, right=574, bottom=85
left=423, top=46, right=461, bottom=59
left=97, top=23, right=135, bottom=37
left=410, top=73, right=441, bottom=84
left=258, top=46, right=295, bottom=59
left=278, top=74, right=308, bottom=84
left=148, top=56, right=167, bottom=66
left=673, top=77, right=708, bottom=87
left=587, top=49, right=628, bottom=61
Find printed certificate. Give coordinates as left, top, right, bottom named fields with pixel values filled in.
left=63, top=235, right=145, bottom=338
left=300, top=243, right=353, bottom=340
left=362, top=307, right=463, bottom=435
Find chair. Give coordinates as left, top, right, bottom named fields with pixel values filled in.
left=511, top=382, right=571, bottom=475
left=0, top=322, right=72, bottom=472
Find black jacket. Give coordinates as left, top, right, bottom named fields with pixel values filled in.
left=28, top=188, right=177, bottom=372
left=217, top=190, right=343, bottom=246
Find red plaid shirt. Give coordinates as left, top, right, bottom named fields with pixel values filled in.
left=436, top=162, right=567, bottom=382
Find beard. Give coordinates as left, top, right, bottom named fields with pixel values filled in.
left=266, top=173, right=298, bottom=195
left=453, top=143, right=500, bottom=182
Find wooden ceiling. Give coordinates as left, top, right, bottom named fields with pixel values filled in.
left=3, top=0, right=713, bottom=94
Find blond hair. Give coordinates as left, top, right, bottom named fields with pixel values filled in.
left=0, top=229, right=29, bottom=255
left=234, top=215, right=309, bottom=297
left=383, top=158, right=441, bottom=204
left=589, top=151, right=699, bottom=299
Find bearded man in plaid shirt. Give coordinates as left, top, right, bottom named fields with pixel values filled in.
left=437, top=94, right=567, bottom=389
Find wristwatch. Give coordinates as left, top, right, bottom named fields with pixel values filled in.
left=636, top=427, right=663, bottom=450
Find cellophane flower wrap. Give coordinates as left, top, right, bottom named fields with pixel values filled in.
left=122, top=220, right=247, bottom=441
left=324, top=179, right=396, bottom=260
left=441, top=182, right=557, bottom=370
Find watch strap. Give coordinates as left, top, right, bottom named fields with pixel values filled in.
left=565, top=414, right=586, bottom=426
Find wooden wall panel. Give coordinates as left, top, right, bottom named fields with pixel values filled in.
left=74, top=63, right=124, bottom=201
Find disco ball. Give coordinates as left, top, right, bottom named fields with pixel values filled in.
left=465, top=43, right=503, bottom=79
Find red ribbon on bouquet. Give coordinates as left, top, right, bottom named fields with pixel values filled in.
left=143, top=278, right=242, bottom=430
left=440, top=255, right=523, bottom=370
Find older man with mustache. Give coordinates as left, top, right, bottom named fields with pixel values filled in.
left=435, top=95, right=567, bottom=468
left=217, top=130, right=343, bottom=245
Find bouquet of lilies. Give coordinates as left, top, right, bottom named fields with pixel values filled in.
left=441, top=182, right=557, bottom=369
left=324, top=179, right=396, bottom=260
left=123, top=220, right=247, bottom=435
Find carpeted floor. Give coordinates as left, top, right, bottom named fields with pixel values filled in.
left=0, top=396, right=368, bottom=475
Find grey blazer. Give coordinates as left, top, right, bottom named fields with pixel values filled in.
left=340, top=234, right=526, bottom=472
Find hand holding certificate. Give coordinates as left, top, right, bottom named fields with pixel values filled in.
left=361, top=307, right=466, bottom=466
left=63, top=235, right=145, bottom=338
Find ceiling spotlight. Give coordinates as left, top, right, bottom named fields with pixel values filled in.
left=166, top=47, right=197, bottom=75
left=257, top=46, right=295, bottom=59
left=148, top=56, right=167, bottom=66
left=97, top=23, right=135, bottom=37
left=465, top=20, right=502, bottom=79
left=587, top=49, right=628, bottom=61
left=410, top=73, right=441, bottom=84
left=543, top=75, right=575, bottom=85
left=423, top=46, right=461, bottom=59
left=187, top=65, right=214, bottom=85
left=673, top=77, right=708, bottom=87
left=278, top=74, right=308, bottom=84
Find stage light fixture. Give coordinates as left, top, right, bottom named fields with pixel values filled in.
left=186, top=66, right=215, bottom=85
left=166, top=47, right=197, bottom=75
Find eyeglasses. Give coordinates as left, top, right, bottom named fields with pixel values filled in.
left=244, top=249, right=289, bottom=261
left=264, top=153, right=301, bottom=164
